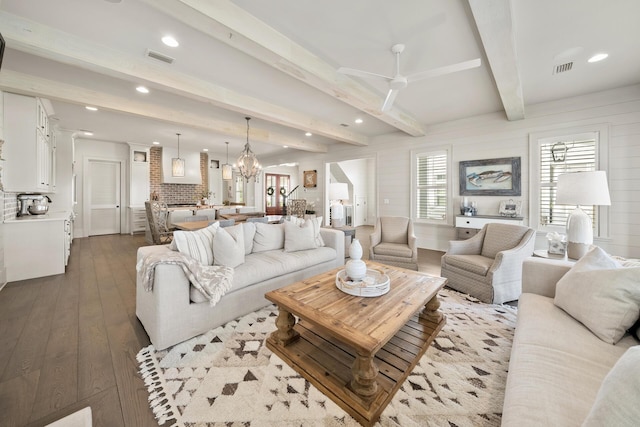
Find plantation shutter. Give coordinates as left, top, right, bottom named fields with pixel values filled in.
left=539, top=137, right=597, bottom=228
left=416, top=151, right=447, bottom=221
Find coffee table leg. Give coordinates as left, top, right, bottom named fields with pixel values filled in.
left=271, top=306, right=299, bottom=346
left=420, top=294, right=444, bottom=323
left=350, top=352, right=378, bottom=398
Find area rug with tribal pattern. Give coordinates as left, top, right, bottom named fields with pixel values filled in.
left=137, top=288, right=517, bottom=426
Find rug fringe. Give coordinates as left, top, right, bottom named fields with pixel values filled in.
left=137, top=345, right=180, bottom=426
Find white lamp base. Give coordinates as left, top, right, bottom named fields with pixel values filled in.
left=566, top=206, right=593, bottom=260
left=331, top=203, right=345, bottom=228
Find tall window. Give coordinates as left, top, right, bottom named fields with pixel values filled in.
left=413, top=149, right=449, bottom=223
left=531, top=126, right=608, bottom=238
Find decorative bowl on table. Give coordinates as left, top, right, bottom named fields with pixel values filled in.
left=335, top=268, right=390, bottom=297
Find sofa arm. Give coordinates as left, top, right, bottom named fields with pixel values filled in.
left=521, top=257, right=573, bottom=298
left=320, top=228, right=345, bottom=266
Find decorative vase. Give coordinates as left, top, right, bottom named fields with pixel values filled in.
left=345, top=239, right=367, bottom=280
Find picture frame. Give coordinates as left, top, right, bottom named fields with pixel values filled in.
left=303, top=170, right=317, bottom=188
left=459, top=157, right=521, bottom=196
left=499, top=199, right=522, bottom=217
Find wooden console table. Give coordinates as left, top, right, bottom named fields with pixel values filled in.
left=265, top=261, right=447, bottom=426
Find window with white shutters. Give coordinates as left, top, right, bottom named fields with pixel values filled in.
left=414, top=150, right=448, bottom=223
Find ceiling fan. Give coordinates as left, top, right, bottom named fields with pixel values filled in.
left=338, top=44, right=481, bottom=112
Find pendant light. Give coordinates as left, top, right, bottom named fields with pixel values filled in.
left=237, top=117, right=262, bottom=182
left=171, top=132, right=185, bottom=177
left=222, top=141, right=233, bottom=180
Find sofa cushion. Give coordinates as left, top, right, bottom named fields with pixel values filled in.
left=442, top=254, right=493, bottom=276
left=212, top=224, right=245, bottom=268
left=554, top=246, right=640, bottom=344
left=284, top=219, right=317, bottom=252
left=190, top=246, right=337, bottom=303
left=172, top=222, right=219, bottom=265
left=252, top=223, right=285, bottom=252
left=582, top=345, right=640, bottom=427
left=241, top=222, right=256, bottom=255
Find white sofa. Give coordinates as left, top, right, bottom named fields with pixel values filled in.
left=136, top=223, right=344, bottom=350
left=502, top=255, right=640, bottom=426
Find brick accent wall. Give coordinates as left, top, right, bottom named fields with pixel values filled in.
left=149, top=147, right=209, bottom=204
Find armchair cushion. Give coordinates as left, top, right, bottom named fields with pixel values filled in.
left=443, top=254, right=493, bottom=276
left=372, top=242, right=413, bottom=258
left=380, top=217, right=410, bottom=244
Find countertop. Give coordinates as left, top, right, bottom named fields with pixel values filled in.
left=4, top=211, right=73, bottom=223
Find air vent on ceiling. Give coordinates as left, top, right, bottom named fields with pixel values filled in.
left=145, top=49, right=175, bottom=64
left=553, top=62, right=573, bottom=74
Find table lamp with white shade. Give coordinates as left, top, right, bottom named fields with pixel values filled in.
left=555, top=171, right=611, bottom=260
left=329, top=182, right=349, bottom=227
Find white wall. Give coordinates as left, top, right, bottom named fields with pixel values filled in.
left=261, top=84, right=640, bottom=258
left=74, top=138, right=129, bottom=238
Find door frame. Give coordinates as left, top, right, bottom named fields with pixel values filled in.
left=83, top=156, right=125, bottom=236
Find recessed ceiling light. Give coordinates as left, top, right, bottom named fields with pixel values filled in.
left=354, top=118, right=363, bottom=124
left=305, top=132, right=312, bottom=137
left=152, top=141, right=160, bottom=145
left=162, top=35, right=179, bottom=47
left=202, top=148, right=208, bottom=152
left=85, top=106, right=98, bottom=111
left=84, top=131, right=93, bottom=136
left=136, top=86, right=149, bottom=94
left=283, top=145, right=288, bottom=148
left=588, top=53, right=608, bottom=63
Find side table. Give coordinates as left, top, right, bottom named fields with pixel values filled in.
left=533, top=249, right=575, bottom=263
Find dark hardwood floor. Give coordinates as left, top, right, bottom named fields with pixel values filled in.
left=0, top=229, right=445, bottom=427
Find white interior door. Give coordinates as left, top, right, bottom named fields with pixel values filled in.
left=355, top=196, right=367, bottom=226
left=89, top=160, right=121, bottom=235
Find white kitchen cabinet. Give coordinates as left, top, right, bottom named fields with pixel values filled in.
left=3, top=93, right=55, bottom=193
left=4, top=212, right=71, bottom=281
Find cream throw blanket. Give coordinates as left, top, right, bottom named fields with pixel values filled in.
left=136, top=250, right=234, bottom=307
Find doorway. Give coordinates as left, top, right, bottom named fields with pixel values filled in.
left=87, top=160, right=121, bottom=235
left=265, top=173, right=290, bottom=215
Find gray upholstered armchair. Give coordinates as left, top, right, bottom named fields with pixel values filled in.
left=369, top=216, right=418, bottom=270
left=440, top=223, right=536, bottom=304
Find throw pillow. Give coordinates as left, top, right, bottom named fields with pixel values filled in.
left=582, top=346, right=640, bottom=427
left=172, top=222, right=219, bottom=265
left=252, top=223, right=285, bottom=252
left=284, top=219, right=317, bottom=252
left=554, top=246, right=640, bottom=344
left=212, top=224, right=245, bottom=268
left=241, top=222, right=256, bottom=255
left=287, top=216, right=325, bottom=247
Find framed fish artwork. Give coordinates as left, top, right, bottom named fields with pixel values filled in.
left=459, top=157, right=521, bottom=196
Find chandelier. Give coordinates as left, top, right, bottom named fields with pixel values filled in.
left=237, top=117, right=262, bottom=182
left=171, top=132, right=185, bottom=177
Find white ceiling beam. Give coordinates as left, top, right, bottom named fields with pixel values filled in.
left=0, top=70, right=328, bottom=153
left=139, top=0, right=427, bottom=137
left=468, top=0, right=525, bottom=121
left=0, top=12, right=363, bottom=147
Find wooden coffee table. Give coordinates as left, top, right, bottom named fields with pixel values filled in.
left=265, top=261, right=447, bottom=426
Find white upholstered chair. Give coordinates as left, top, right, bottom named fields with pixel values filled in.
left=440, top=222, right=536, bottom=304
left=369, top=216, right=418, bottom=271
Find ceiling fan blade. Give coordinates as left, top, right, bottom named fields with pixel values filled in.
left=337, top=67, right=392, bottom=82
left=407, top=58, right=481, bottom=83
left=381, top=89, right=399, bottom=112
